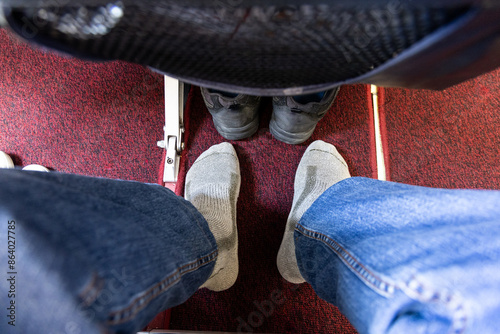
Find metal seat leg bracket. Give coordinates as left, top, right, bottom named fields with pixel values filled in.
left=157, top=76, right=185, bottom=183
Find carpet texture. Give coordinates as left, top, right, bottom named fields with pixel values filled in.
left=0, top=28, right=165, bottom=183
left=380, top=68, right=500, bottom=189
left=170, top=85, right=376, bottom=333
left=0, top=27, right=171, bottom=331
left=5, top=20, right=499, bottom=333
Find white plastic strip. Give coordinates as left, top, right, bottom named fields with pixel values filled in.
left=371, top=85, right=387, bottom=181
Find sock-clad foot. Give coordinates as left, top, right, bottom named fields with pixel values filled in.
left=277, top=140, right=351, bottom=284
left=185, top=142, right=241, bottom=291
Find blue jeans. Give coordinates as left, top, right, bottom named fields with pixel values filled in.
left=0, top=170, right=216, bottom=333
left=296, top=177, right=500, bottom=334
left=1, top=171, right=499, bottom=333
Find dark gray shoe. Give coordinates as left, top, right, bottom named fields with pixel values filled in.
left=201, top=88, right=261, bottom=140
left=270, top=88, right=340, bottom=144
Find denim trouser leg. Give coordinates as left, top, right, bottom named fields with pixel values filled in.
left=0, top=170, right=216, bottom=333
left=295, top=177, right=500, bottom=334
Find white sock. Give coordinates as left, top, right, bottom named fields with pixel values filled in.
left=277, top=140, right=351, bottom=284
left=185, top=142, right=240, bottom=291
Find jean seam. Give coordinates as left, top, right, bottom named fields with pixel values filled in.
left=296, top=223, right=468, bottom=333
left=295, top=223, right=396, bottom=297
left=401, top=276, right=468, bottom=334
left=78, top=272, right=105, bottom=307
left=105, top=249, right=218, bottom=325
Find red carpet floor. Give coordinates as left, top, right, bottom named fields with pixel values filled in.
left=169, top=68, right=500, bottom=333
left=380, top=68, right=500, bottom=190
left=169, top=85, right=375, bottom=333
left=2, top=25, right=500, bottom=333
left=0, top=29, right=164, bottom=183
left=0, top=27, right=171, bottom=330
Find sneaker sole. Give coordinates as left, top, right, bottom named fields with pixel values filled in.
left=269, top=119, right=316, bottom=145
left=214, top=116, right=260, bottom=141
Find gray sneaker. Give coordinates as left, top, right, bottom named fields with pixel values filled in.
left=270, top=88, right=340, bottom=144
left=201, top=88, right=261, bottom=140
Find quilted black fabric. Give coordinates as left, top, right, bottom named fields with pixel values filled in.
left=4, top=1, right=470, bottom=93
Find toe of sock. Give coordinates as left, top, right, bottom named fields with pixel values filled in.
left=305, top=140, right=342, bottom=158
left=186, top=142, right=240, bottom=189
left=196, top=142, right=237, bottom=161
left=302, top=140, right=349, bottom=171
